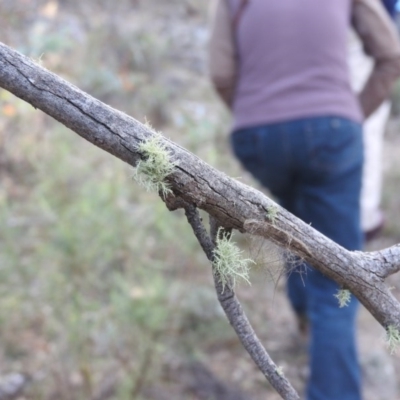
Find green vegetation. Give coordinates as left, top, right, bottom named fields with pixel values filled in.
left=0, top=1, right=237, bottom=398
left=1, top=0, right=400, bottom=398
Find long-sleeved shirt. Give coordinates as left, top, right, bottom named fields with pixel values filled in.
left=209, top=0, right=400, bottom=131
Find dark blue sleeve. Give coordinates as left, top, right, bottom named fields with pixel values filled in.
left=382, top=0, right=397, bottom=18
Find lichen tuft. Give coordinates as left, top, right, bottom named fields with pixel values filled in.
left=212, top=228, right=254, bottom=291
left=133, top=133, right=177, bottom=197
left=334, top=288, right=351, bottom=308
left=386, top=325, right=400, bottom=355
left=267, top=205, right=279, bottom=225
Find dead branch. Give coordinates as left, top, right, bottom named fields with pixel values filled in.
left=184, top=205, right=300, bottom=400
left=1, top=42, right=400, bottom=395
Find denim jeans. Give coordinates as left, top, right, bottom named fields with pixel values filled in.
left=231, top=116, right=363, bottom=400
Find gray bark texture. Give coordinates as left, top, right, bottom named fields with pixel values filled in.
left=1, top=41, right=400, bottom=398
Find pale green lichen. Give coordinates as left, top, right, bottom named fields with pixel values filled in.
left=275, top=366, right=284, bottom=377
left=133, top=133, right=177, bottom=197
left=267, top=205, right=279, bottom=225
left=386, top=325, right=400, bottom=355
left=213, top=228, right=254, bottom=291
left=334, top=288, right=351, bottom=308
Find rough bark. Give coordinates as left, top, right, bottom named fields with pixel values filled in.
left=0, top=41, right=400, bottom=353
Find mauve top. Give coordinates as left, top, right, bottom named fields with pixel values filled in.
left=226, top=0, right=363, bottom=130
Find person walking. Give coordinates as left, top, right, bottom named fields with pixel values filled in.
left=209, top=1, right=400, bottom=399
left=350, top=0, right=398, bottom=240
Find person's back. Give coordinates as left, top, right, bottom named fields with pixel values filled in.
left=228, top=0, right=362, bottom=130
left=349, top=0, right=398, bottom=240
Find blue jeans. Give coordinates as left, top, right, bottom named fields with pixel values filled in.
left=231, top=116, right=363, bottom=400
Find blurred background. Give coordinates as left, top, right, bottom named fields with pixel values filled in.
left=0, top=1, right=400, bottom=399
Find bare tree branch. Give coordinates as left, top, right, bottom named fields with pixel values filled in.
left=369, top=244, right=400, bottom=278
left=184, top=205, right=300, bottom=400
left=0, top=42, right=399, bottom=342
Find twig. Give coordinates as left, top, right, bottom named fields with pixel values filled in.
left=184, top=204, right=300, bottom=400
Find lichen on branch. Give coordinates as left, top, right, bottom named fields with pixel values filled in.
left=334, top=288, right=351, bottom=308
left=212, top=228, right=254, bottom=290
left=133, top=133, right=177, bottom=197
left=386, top=325, right=400, bottom=355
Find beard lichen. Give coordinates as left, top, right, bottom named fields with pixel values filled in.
left=133, top=133, right=177, bottom=197
left=334, top=288, right=351, bottom=308
left=267, top=205, right=279, bottom=225
left=212, top=228, right=255, bottom=291
left=386, top=325, right=400, bottom=355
